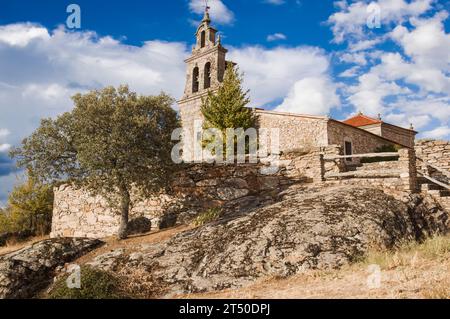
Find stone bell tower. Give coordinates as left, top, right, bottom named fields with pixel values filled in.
left=178, top=9, right=228, bottom=161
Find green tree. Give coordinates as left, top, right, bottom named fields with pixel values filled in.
left=11, top=86, right=180, bottom=239
left=7, top=175, right=54, bottom=235
left=201, top=64, right=256, bottom=157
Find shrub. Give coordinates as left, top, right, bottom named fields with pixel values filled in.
left=48, top=266, right=127, bottom=299
left=0, top=177, right=53, bottom=238
left=193, top=208, right=221, bottom=227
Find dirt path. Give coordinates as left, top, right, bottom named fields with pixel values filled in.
left=74, top=225, right=193, bottom=265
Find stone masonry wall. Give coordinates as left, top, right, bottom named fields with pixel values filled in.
left=415, top=139, right=450, bottom=170
left=51, top=149, right=330, bottom=239
left=256, top=110, right=329, bottom=153
left=381, top=124, right=416, bottom=148
left=327, top=120, right=398, bottom=155
left=415, top=139, right=450, bottom=184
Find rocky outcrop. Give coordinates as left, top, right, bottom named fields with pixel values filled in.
left=88, top=186, right=448, bottom=298
left=0, top=238, right=102, bottom=299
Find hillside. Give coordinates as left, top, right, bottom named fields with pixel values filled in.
left=0, top=185, right=448, bottom=299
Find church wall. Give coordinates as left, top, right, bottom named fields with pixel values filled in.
left=381, top=124, right=416, bottom=148
left=327, top=120, right=397, bottom=155
left=256, top=110, right=329, bottom=153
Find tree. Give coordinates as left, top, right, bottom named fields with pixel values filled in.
left=7, top=174, right=54, bottom=236
left=200, top=64, right=256, bottom=158
left=11, top=86, right=180, bottom=239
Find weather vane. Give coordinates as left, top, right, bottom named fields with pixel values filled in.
left=205, top=0, right=210, bottom=12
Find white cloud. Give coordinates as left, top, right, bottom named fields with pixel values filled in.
left=267, top=33, right=287, bottom=42
left=390, top=11, right=450, bottom=71
left=332, top=3, right=450, bottom=134
left=189, top=0, right=234, bottom=25
left=339, top=66, right=360, bottom=78
left=276, top=77, right=339, bottom=115
left=328, top=0, right=434, bottom=44
left=421, top=126, right=450, bottom=139
left=0, top=23, right=50, bottom=47
left=346, top=72, right=411, bottom=115
left=228, top=46, right=335, bottom=110
left=0, top=24, right=190, bottom=149
left=0, top=144, right=11, bottom=152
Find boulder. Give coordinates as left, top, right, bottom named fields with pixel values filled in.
left=0, top=238, right=103, bottom=299
left=89, top=186, right=448, bottom=297
left=126, top=217, right=151, bottom=236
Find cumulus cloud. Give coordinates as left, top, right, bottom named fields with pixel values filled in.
left=189, top=0, right=234, bottom=25
left=0, top=23, right=50, bottom=47
left=331, top=2, right=450, bottom=137
left=276, top=77, right=339, bottom=115
left=422, top=126, right=450, bottom=139
left=0, top=23, right=190, bottom=149
left=267, top=33, right=287, bottom=42
left=228, top=46, right=338, bottom=113
left=328, top=0, right=434, bottom=44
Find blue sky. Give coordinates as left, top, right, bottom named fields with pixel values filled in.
left=0, top=0, right=449, bottom=203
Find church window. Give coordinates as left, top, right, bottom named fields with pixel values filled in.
left=204, top=62, right=211, bottom=89
left=192, top=67, right=199, bottom=93
left=200, top=31, right=206, bottom=48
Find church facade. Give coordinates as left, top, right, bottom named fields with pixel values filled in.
left=178, top=11, right=417, bottom=160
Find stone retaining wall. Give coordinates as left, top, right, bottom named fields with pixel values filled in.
left=415, top=139, right=450, bottom=184
left=51, top=148, right=331, bottom=239
left=415, top=139, right=450, bottom=170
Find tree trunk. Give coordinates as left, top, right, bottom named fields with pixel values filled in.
left=118, top=186, right=131, bottom=240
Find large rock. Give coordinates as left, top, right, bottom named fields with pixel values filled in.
left=89, top=186, right=448, bottom=297
left=0, top=238, right=102, bottom=299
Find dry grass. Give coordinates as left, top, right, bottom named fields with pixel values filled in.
left=180, top=234, right=450, bottom=299
left=0, top=235, right=49, bottom=256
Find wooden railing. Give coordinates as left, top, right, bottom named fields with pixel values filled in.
left=323, top=152, right=401, bottom=179
left=324, top=152, right=399, bottom=161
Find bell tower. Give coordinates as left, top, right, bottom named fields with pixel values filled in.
left=178, top=8, right=228, bottom=161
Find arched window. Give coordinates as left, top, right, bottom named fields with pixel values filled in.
left=204, top=62, right=211, bottom=89
left=200, top=31, right=206, bottom=48
left=192, top=67, right=199, bottom=93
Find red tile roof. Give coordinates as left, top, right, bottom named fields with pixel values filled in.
left=342, top=114, right=382, bottom=127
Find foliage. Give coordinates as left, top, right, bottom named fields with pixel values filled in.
left=360, top=144, right=402, bottom=163
left=201, top=64, right=256, bottom=157
left=48, top=266, right=127, bottom=299
left=0, top=174, right=53, bottom=237
left=11, top=86, right=180, bottom=239
left=193, top=207, right=221, bottom=227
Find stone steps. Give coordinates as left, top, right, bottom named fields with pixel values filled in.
left=418, top=173, right=450, bottom=212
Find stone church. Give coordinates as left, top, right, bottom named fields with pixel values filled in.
left=178, top=10, right=417, bottom=161
left=50, top=10, right=424, bottom=239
